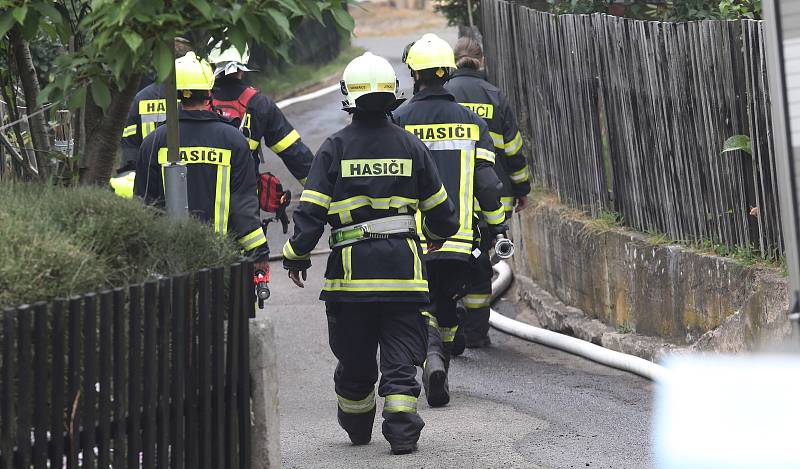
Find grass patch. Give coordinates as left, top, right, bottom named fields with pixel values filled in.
left=250, top=45, right=365, bottom=100
left=0, top=183, right=240, bottom=308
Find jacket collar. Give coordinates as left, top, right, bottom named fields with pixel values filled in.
left=452, top=68, right=487, bottom=80
left=410, top=86, right=455, bottom=103
left=179, top=108, right=222, bottom=122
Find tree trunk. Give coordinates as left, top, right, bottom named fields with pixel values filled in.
left=81, top=72, right=142, bottom=185
left=9, top=25, right=52, bottom=178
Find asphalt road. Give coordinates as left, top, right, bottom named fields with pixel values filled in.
left=256, top=31, right=654, bottom=469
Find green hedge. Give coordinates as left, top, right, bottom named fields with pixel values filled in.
left=0, top=183, right=241, bottom=308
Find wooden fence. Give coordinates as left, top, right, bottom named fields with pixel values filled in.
left=0, top=261, right=255, bottom=469
left=482, top=0, right=783, bottom=258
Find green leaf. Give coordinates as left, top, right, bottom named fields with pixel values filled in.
left=154, top=40, right=174, bottom=83
left=90, top=80, right=111, bottom=110
left=32, top=3, right=63, bottom=23
left=329, top=8, right=354, bottom=31
left=266, top=9, right=292, bottom=36
left=122, top=31, right=143, bottom=51
left=0, top=11, right=16, bottom=37
left=67, top=86, right=87, bottom=110
left=721, top=135, right=752, bottom=156
left=12, top=5, right=28, bottom=24
left=190, top=0, right=214, bottom=20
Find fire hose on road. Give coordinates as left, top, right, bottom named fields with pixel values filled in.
left=488, top=260, right=667, bottom=382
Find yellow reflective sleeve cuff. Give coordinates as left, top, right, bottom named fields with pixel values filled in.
left=122, top=125, right=137, bottom=138
left=476, top=148, right=495, bottom=164
left=483, top=206, right=505, bottom=225
left=247, top=138, right=260, bottom=151
left=420, top=185, right=447, bottom=212
left=505, top=132, right=523, bottom=156
left=298, top=177, right=307, bottom=187
left=238, top=228, right=267, bottom=251
left=299, top=189, right=332, bottom=209
left=269, top=129, right=300, bottom=154
left=282, top=240, right=310, bottom=260
left=490, top=131, right=504, bottom=149
left=510, top=166, right=530, bottom=184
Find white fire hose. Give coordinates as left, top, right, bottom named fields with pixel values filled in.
left=489, top=260, right=667, bottom=382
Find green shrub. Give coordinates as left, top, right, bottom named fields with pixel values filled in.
left=0, top=183, right=241, bottom=307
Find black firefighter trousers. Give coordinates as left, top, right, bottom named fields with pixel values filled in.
left=326, top=301, right=427, bottom=446
left=423, top=259, right=471, bottom=362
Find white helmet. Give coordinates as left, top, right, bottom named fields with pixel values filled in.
left=340, top=52, right=398, bottom=109
left=207, top=43, right=256, bottom=77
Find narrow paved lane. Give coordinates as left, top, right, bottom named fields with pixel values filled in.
left=257, top=31, right=653, bottom=469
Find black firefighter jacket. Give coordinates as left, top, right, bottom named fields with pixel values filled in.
left=133, top=109, right=268, bottom=257
left=446, top=68, right=531, bottom=216
left=393, top=86, right=505, bottom=262
left=283, top=112, right=460, bottom=303
left=212, top=79, right=313, bottom=185
left=120, top=83, right=170, bottom=174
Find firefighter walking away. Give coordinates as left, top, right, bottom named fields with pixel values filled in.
left=133, top=52, right=270, bottom=276
left=393, top=33, right=507, bottom=408
left=282, top=52, right=459, bottom=454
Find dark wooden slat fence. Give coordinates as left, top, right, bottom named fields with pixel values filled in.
left=482, top=0, right=782, bottom=258
left=0, top=261, right=255, bottom=469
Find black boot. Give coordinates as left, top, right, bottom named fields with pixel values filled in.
left=390, top=442, right=418, bottom=455
left=451, top=306, right=467, bottom=357
left=423, top=354, right=450, bottom=407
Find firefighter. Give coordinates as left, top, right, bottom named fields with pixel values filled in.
left=446, top=36, right=531, bottom=351
left=393, top=33, right=506, bottom=407
left=282, top=52, right=459, bottom=454
left=133, top=52, right=269, bottom=273
left=208, top=44, right=313, bottom=183
left=112, top=38, right=194, bottom=198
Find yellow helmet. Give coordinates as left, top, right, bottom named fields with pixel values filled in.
left=175, top=52, right=215, bottom=91
left=402, top=33, right=457, bottom=72
left=340, top=52, right=397, bottom=109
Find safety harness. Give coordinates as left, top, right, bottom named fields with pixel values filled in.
left=329, top=215, right=417, bottom=248
left=212, top=86, right=258, bottom=129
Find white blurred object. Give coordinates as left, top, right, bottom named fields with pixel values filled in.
left=654, top=355, right=800, bottom=469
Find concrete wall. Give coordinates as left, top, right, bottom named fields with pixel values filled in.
left=511, top=198, right=792, bottom=352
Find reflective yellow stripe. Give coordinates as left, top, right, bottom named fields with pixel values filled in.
left=269, top=129, right=300, bottom=153
left=328, top=195, right=418, bottom=214
left=439, top=239, right=474, bottom=255
left=282, top=240, right=310, bottom=260
left=122, top=125, right=137, bottom=138
left=490, top=131, right=504, bottom=149
left=439, top=324, right=459, bottom=343
left=501, top=196, right=515, bottom=212
left=384, top=394, right=418, bottom=413
left=342, top=246, right=352, bottom=281
left=238, top=227, right=267, bottom=250
left=505, top=131, right=523, bottom=156
left=421, top=311, right=438, bottom=328
left=476, top=147, right=495, bottom=164
left=420, top=185, right=447, bottom=212
left=463, top=293, right=491, bottom=309
left=337, top=390, right=376, bottom=414
left=323, top=279, right=428, bottom=292
left=483, top=205, right=505, bottom=225
left=299, top=189, right=332, bottom=209
left=407, top=239, right=422, bottom=281
left=339, top=211, right=353, bottom=224
left=457, top=149, right=475, bottom=234
left=298, top=177, right=307, bottom=186
left=142, top=122, right=157, bottom=137
left=510, top=165, right=530, bottom=183
left=247, top=138, right=260, bottom=150
left=214, top=166, right=231, bottom=235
